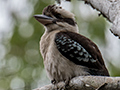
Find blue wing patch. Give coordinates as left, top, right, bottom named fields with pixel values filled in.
left=55, top=33, right=97, bottom=68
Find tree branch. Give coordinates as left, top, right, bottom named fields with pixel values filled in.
left=57, top=0, right=120, bottom=38
left=33, top=76, right=120, bottom=90
left=82, top=0, right=120, bottom=38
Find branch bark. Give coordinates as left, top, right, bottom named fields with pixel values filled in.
left=33, top=76, right=120, bottom=90
left=57, top=0, right=120, bottom=38
left=82, top=0, right=120, bottom=38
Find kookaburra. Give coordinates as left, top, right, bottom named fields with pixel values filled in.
left=34, top=5, right=109, bottom=85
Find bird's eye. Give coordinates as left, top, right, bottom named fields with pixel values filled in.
left=55, top=13, right=63, bottom=19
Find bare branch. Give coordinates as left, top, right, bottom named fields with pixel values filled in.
left=57, top=0, right=120, bottom=38
left=33, top=76, right=120, bottom=90
left=82, top=0, right=120, bottom=38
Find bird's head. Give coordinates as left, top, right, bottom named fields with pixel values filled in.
left=34, top=5, right=78, bottom=32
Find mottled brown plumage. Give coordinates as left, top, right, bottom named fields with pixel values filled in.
left=34, top=5, right=109, bottom=85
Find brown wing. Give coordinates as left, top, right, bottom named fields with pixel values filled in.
left=55, top=31, right=109, bottom=76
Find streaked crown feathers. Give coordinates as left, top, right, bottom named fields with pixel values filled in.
left=43, top=5, right=75, bottom=20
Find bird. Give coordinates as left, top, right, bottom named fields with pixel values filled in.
left=34, top=4, right=109, bottom=86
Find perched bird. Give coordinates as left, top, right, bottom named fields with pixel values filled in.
left=34, top=5, right=109, bottom=85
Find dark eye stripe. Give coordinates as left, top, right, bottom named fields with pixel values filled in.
left=55, top=13, right=63, bottom=19
left=52, top=12, right=76, bottom=26
left=63, top=18, right=76, bottom=26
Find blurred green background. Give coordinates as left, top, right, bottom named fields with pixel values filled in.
left=0, top=0, right=120, bottom=90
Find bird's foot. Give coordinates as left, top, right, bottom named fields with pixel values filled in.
left=51, top=79, right=56, bottom=85
left=51, top=79, right=70, bottom=90
left=58, top=79, right=70, bottom=90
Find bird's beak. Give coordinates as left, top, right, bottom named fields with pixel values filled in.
left=34, top=15, right=54, bottom=25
